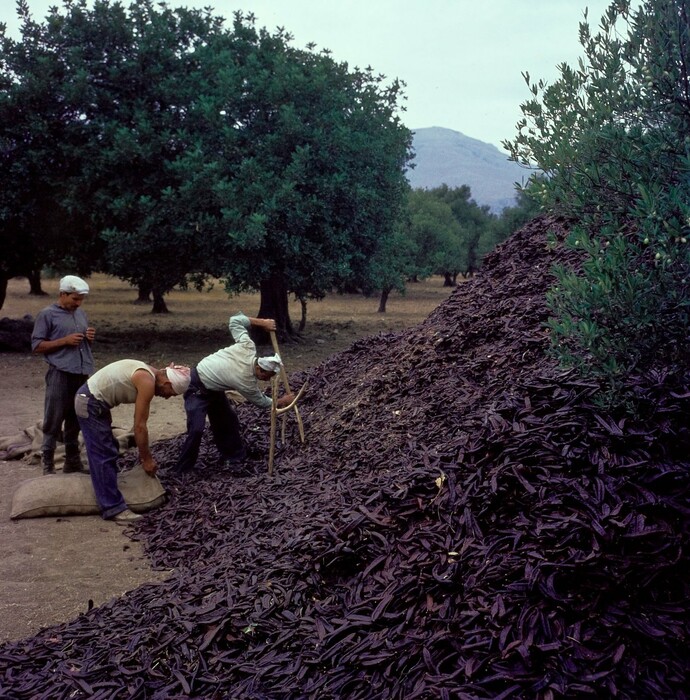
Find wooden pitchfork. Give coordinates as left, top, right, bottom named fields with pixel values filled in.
left=268, top=331, right=307, bottom=474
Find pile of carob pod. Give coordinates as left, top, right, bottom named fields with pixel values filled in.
left=1, top=215, right=689, bottom=699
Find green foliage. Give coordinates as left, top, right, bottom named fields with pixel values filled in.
left=0, top=0, right=102, bottom=284
left=85, top=1, right=229, bottom=304
left=480, top=188, right=540, bottom=258
left=368, top=183, right=538, bottom=303
left=1, top=2, right=411, bottom=323
left=505, top=0, right=690, bottom=408
left=365, top=220, right=417, bottom=300
left=427, top=185, right=496, bottom=274
left=190, top=17, right=412, bottom=326
left=404, top=190, right=467, bottom=279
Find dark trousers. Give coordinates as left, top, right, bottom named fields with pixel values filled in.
left=176, top=368, right=244, bottom=472
left=75, top=386, right=127, bottom=519
left=42, top=367, right=88, bottom=453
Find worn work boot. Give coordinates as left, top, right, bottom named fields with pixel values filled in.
left=111, top=509, right=142, bottom=525
left=41, top=451, right=55, bottom=475
left=63, top=447, right=89, bottom=474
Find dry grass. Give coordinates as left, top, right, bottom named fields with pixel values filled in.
left=3, top=274, right=456, bottom=372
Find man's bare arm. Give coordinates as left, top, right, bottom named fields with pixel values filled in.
left=131, top=370, right=157, bottom=475
left=247, top=317, right=276, bottom=332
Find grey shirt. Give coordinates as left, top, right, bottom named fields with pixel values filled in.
left=31, top=303, right=95, bottom=375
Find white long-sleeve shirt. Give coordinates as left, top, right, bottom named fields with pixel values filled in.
left=196, top=313, right=272, bottom=408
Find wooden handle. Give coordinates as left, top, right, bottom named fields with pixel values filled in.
left=268, top=376, right=278, bottom=475
left=269, top=330, right=305, bottom=442
left=269, top=329, right=281, bottom=355
left=269, top=331, right=293, bottom=391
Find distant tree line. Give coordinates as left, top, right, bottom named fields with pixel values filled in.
left=369, top=185, right=538, bottom=312
left=1, top=0, right=535, bottom=335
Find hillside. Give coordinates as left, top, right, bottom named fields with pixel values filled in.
left=1, top=216, right=688, bottom=698
left=408, top=126, right=530, bottom=212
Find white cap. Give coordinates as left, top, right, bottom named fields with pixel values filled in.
left=257, top=353, right=283, bottom=375
left=59, top=275, right=89, bottom=295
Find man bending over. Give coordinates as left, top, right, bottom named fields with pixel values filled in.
left=174, top=312, right=294, bottom=474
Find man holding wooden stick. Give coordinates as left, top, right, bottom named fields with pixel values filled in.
left=173, top=312, right=294, bottom=474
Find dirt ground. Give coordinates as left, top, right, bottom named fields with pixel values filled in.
left=0, top=274, right=453, bottom=644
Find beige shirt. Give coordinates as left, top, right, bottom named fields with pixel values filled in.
left=87, top=359, right=154, bottom=407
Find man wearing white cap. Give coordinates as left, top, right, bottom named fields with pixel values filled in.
left=75, top=360, right=191, bottom=523
left=174, top=312, right=294, bottom=474
left=31, top=275, right=95, bottom=475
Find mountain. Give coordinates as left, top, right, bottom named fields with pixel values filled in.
left=407, top=126, right=529, bottom=212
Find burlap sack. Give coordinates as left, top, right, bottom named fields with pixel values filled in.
left=0, top=422, right=134, bottom=466
left=0, top=422, right=39, bottom=461
left=10, top=464, right=166, bottom=519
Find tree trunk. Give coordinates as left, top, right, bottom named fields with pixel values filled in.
left=151, top=288, right=169, bottom=313
left=27, top=269, right=47, bottom=296
left=443, top=272, right=456, bottom=287
left=134, top=282, right=152, bottom=304
left=258, top=274, right=293, bottom=341
left=298, top=296, right=307, bottom=332
left=0, top=274, right=8, bottom=311
left=378, top=287, right=391, bottom=313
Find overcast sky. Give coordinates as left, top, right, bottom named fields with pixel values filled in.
left=3, top=0, right=618, bottom=149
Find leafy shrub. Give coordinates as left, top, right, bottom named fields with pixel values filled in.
left=505, top=0, right=690, bottom=409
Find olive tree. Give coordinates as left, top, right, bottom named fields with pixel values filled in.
left=505, top=0, right=690, bottom=407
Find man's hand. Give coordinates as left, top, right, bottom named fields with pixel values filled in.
left=64, top=332, right=86, bottom=346
left=249, top=317, right=276, bottom=332
left=277, top=392, right=295, bottom=409
left=142, top=457, right=158, bottom=476
left=85, top=327, right=96, bottom=342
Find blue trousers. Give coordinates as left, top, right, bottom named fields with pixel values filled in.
left=175, top=367, right=244, bottom=472
left=42, top=367, right=88, bottom=453
left=75, top=386, right=127, bottom=519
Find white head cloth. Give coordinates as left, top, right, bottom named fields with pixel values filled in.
left=257, top=354, right=283, bottom=375
left=166, top=364, right=191, bottom=395
left=59, top=275, right=89, bottom=295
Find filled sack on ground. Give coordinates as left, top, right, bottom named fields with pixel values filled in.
left=10, top=464, right=166, bottom=519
